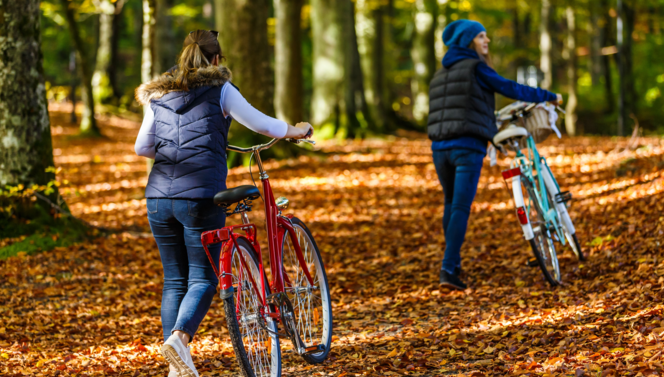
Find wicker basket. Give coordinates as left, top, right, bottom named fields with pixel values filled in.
left=523, top=107, right=553, bottom=144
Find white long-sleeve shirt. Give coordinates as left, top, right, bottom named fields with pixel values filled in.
left=135, top=82, right=288, bottom=158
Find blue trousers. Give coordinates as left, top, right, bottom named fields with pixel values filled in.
left=147, top=198, right=225, bottom=342
left=432, top=149, right=484, bottom=275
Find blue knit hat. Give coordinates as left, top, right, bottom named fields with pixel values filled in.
left=442, top=19, right=486, bottom=47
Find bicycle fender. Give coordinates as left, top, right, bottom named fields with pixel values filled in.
left=219, top=287, right=234, bottom=300
left=510, top=174, right=535, bottom=241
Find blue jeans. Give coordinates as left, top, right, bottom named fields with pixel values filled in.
left=147, top=198, right=225, bottom=342
left=432, top=149, right=484, bottom=275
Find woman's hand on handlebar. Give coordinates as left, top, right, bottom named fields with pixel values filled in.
left=553, top=93, right=564, bottom=105
left=285, top=122, right=314, bottom=139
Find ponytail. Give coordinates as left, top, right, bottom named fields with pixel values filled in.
left=172, top=30, right=223, bottom=91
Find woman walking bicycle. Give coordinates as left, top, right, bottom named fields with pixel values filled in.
left=134, top=30, right=313, bottom=377
left=428, top=20, right=562, bottom=290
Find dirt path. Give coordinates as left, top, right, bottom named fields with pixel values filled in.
left=2, top=112, right=664, bottom=376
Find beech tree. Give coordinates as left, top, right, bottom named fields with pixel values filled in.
left=60, top=0, right=101, bottom=136
left=274, top=0, right=305, bottom=126
left=410, top=0, right=437, bottom=124
left=216, top=0, right=273, bottom=116
left=564, top=6, right=577, bottom=136
left=92, top=0, right=121, bottom=106
left=0, top=0, right=60, bottom=200
left=311, top=0, right=369, bottom=138
left=539, top=0, right=552, bottom=90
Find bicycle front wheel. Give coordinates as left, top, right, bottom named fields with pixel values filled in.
left=281, top=217, right=333, bottom=364
left=224, top=238, right=281, bottom=377
left=541, top=168, right=586, bottom=262
left=550, top=193, right=586, bottom=262
left=521, top=177, right=562, bottom=286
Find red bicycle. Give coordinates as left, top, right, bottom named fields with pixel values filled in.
left=201, top=138, right=332, bottom=377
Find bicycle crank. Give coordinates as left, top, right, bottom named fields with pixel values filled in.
left=266, top=292, right=322, bottom=355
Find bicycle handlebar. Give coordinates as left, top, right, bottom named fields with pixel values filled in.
left=496, top=101, right=565, bottom=122
left=227, top=138, right=316, bottom=154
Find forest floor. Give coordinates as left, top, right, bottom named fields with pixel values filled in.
left=2, top=110, right=664, bottom=377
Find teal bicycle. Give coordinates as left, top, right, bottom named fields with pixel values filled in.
left=493, top=101, right=585, bottom=286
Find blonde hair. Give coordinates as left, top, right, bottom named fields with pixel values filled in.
left=173, top=30, right=223, bottom=91
left=468, top=40, right=493, bottom=68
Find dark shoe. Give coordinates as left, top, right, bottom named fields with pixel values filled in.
left=439, top=269, right=467, bottom=290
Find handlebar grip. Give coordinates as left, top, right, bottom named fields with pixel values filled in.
left=285, top=138, right=316, bottom=145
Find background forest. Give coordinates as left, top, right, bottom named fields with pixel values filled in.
left=40, top=0, right=664, bottom=146
left=3, top=1, right=664, bottom=376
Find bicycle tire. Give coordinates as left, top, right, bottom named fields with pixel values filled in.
left=569, top=233, right=585, bottom=261
left=280, top=217, right=333, bottom=364
left=521, top=177, right=562, bottom=286
left=224, top=238, right=282, bottom=377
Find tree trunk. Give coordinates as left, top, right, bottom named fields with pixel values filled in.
left=274, top=0, right=304, bottom=126
left=588, top=2, right=602, bottom=85
left=600, top=0, right=614, bottom=114
left=109, top=0, right=125, bottom=100
left=141, top=0, right=157, bottom=85
left=342, top=0, right=372, bottom=138
left=216, top=0, right=273, bottom=116
left=356, top=0, right=387, bottom=132
left=155, top=0, right=176, bottom=75
left=311, top=0, right=364, bottom=138
left=69, top=51, right=77, bottom=124
left=310, top=0, right=346, bottom=136
left=539, top=0, right=552, bottom=90
left=60, top=0, right=101, bottom=136
left=410, top=0, right=437, bottom=125
left=92, top=0, right=115, bottom=106
left=621, top=1, right=636, bottom=118
left=434, top=7, right=446, bottom=65
left=215, top=0, right=293, bottom=165
left=0, top=0, right=59, bottom=199
left=564, top=6, right=577, bottom=136
left=142, top=0, right=156, bottom=174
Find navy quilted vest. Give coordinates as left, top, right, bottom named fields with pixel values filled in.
left=145, top=85, right=231, bottom=199
left=427, top=59, right=497, bottom=142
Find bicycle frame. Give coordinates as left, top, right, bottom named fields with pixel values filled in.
left=200, top=141, right=315, bottom=321
left=503, top=135, right=567, bottom=245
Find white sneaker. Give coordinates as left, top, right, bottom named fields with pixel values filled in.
left=168, top=364, right=177, bottom=377
left=161, top=334, right=199, bottom=377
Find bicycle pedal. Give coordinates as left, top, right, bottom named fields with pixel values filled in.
left=527, top=258, right=539, bottom=268
left=304, top=344, right=325, bottom=355
left=555, top=191, right=572, bottom=204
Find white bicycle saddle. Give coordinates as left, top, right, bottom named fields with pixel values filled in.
left=493, top=125, right=528, bottom=146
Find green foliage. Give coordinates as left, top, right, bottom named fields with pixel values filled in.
left=0, top=203, right=91, bottom=260
left=0, top=167, right=90, bottom=259
left=40, top=0, right=664, bottom=135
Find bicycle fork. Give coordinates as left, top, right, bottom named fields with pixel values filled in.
left=539, top=162, right=575, bottom=239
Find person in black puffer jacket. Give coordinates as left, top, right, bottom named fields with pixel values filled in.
left=429, top=20, right=562, bottom=290
left=134, top=30, right=313, bottom=377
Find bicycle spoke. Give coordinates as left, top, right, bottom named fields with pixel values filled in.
left=283, top=225, right=325, bottom=348
left=231, top=247, right=276, bottom=377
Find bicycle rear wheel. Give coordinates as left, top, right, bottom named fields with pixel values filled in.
left=224, top=238, right=281, bottom=377
left=521, top=177, right=562, bottom=286
left=281, top=217, right=332, bottom=364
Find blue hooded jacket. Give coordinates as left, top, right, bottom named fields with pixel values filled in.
left=432, top=42, right=557, bottom=154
